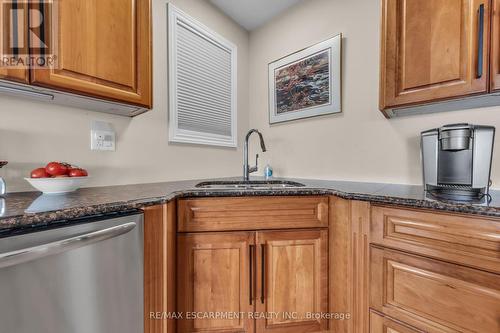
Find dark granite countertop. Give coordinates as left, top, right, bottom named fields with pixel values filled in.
left=1, top=176, right=500, bottom=236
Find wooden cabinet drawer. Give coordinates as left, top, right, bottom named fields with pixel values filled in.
left=370, top=247, right=500, bottom=333
left=177, top=196, right=329, bottom=232
left=370, top=311, right=447, bottom=333
left=371, top=205, right=500, bottom=273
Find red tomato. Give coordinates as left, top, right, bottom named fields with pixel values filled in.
left=45, top=162, right=69, bottom=176
left=68, top=168, right=88, bottom=177
left=30, top=168, right=50, bottom=178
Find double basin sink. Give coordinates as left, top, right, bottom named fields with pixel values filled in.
left=195, top=180, right=306, bottom=190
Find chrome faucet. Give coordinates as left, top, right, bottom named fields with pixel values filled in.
left=243, top=129, right=267, bottom=181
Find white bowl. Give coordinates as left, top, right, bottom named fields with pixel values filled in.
left=24, top=177, right=90, bottom=194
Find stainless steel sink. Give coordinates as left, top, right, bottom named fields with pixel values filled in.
left=195, top=180, right=306, bottom=190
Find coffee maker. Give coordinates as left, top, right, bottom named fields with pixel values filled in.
left=421, top=124, right=495, bottom=201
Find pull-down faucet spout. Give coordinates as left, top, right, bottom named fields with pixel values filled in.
left=243, top=129, right=267, bottom=181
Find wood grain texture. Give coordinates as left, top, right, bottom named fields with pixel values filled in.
left=177, top=232, right=255, bottom=333
left=0, top=0, right=29, bottom=83
left=369, top=311, right=447, bottom=333
left=177, top=196, right=329, bottom=232
left=371, top=205, right=500, bottom=274
left=329, top=197, right=371, bottom=333
left=491, top=0, right=500, bottom=90
left=143, top=202, right=177, bottom=333
left=329, top=197, right=353, bottom=333
left=380, top=0, right=490, bottom=112
left=30, top=0, right=152, bottom=107
left=350, top=201, right=370, bottom=333
left=370, top=246, right=500, bottom=333
left=255, top=229, right=329, bottom=333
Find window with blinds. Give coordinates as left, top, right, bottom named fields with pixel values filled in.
left=167, top=4, right=237, bottom=147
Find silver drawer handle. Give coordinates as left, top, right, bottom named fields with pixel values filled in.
left=0, top=222, right=136, bottom=269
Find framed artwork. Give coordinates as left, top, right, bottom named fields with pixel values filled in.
left=268, top=34, right=342, bottom=124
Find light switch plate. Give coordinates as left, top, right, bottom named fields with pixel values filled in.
left=91, top=121, right=116, bottom=151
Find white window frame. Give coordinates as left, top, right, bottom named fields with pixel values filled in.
left=167, top=3, right=238, bottom=147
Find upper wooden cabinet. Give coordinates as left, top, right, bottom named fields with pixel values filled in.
left=380, top=0, right=491, bottom=114
left=0, top=0, right=29, bottom=83
left=30, top=0, right=152, bottom=108
left=490, top=0, right=500, bottom=90
left=0, top=67, right=28, bottom=84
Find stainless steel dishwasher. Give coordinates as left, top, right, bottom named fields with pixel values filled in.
left=0, top=212, right=143, bottom=333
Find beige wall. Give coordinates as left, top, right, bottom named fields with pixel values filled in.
left=249, top=0, right=500, bottom=187
left=0, top=0, right=249, bottom=192
left=2, top=0, right=499, bottom=193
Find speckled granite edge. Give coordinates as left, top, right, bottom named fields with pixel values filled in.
left=1, top=178, right=500, bottom=236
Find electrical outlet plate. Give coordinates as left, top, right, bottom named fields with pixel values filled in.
left=91, top=121, right=116, bottom=151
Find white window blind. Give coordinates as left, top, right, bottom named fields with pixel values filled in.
left=168, top=4, right=237, bottom=147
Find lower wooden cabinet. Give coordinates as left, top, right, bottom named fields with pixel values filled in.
left=370, top=246, right=500, bottom=333
left=177, top=232, right=255, bottom=333
left=370, top=311, right=445, bottom=333
left=255, top=230, right=329, bottom=333
left=145, top=199, right=500, bottom=333
left=176, top=229, right=329, bottom=333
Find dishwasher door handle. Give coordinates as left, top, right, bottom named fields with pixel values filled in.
left=0, top=222, right=137, bottom=269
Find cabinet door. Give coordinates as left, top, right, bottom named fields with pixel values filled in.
left=371, top=247, right=500, bottom=333
left=255, top=229, right=328, bottom=333
left=0, top=0, right=29, bottom=83
left=370, top=311, right=446, bottom=333
left=30, top=0, right=152, bottom=107
left=491, top=0, right=500, bottom=90
left=177, top=232, right=255, bottom=333
left=380, top=0, right=490, bottom=110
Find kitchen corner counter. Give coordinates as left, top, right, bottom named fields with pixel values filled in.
left=1, top=177, right=500, bottom=236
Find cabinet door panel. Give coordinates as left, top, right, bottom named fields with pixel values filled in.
left=380, top=0, right=489, bottom=110
left=178, top=196, right=329, bottom=232
left=371, top=205, right=500, bottom=274
left=30, top=0, right=151, bottom=107
left=491, top=0, right=500, bottom=90
left=256, top=229, right=328, bottom=333
left=370, top=246, right=500, bottom=333
left=0, top=0, right=29, bottom=83
left=370, top=311, right=447, bottom=333
left=177, top=232, right=255, bottom=333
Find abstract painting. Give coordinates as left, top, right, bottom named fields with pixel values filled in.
left=269, top=35, right=342, bottom=124
left=275, top=50, right=330, bottom=114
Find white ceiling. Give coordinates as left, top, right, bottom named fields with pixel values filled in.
left=209, top=0, right=303, bottom=31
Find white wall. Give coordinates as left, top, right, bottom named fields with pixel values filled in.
left=0, top=0, right=249, bottom=192
left=248, top=0, right=500, bottom=187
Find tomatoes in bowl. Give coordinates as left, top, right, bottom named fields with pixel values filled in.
left=30, top=168, right=50, bottom=178
left=29, top=162, right=88, bottom=179
left=68, top=168, right=88, bottom=177
left=45, top=162, right=70, bottom=176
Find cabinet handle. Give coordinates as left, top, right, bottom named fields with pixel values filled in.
left=477, top=3, right=485, bottom=78
left=249, top=245, right=255, bottom=305
left=261, top=244, right=266, bottom=304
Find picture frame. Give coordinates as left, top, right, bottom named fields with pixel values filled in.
left=268, top=34, right=342, bottom=124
